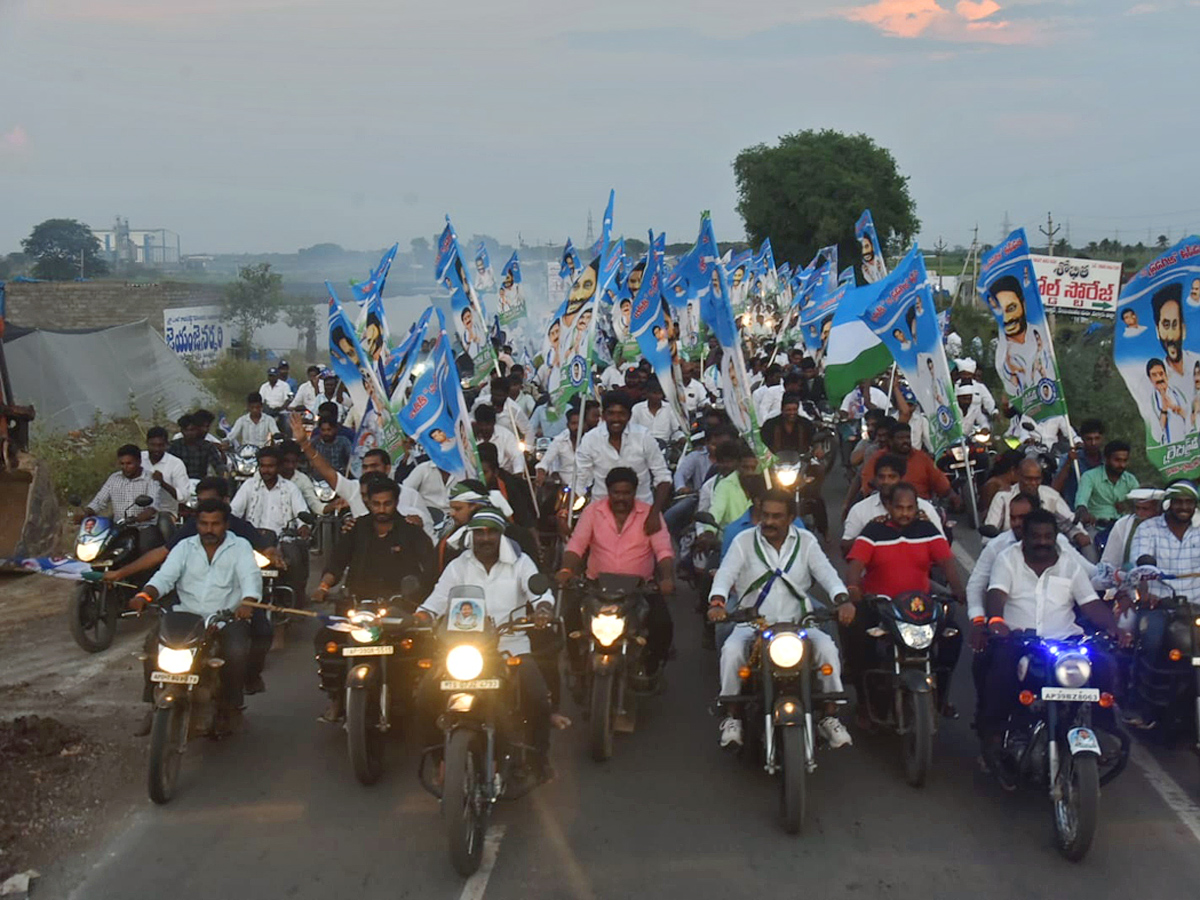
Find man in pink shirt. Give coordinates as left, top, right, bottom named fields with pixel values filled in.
left=558, top=466, right=675, bottom=677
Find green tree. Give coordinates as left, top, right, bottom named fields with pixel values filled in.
left=20, top=218, right=109, bottom=280
left=733, top=129, right=919, bottom=267
left=1156, top=234, right=1169, bottom=250
left=284, top=301, right=318, bottom=361
left=223, top=263, right=284, bottom=352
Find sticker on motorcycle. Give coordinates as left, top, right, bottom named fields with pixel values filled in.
left=151, top=672, right=200, bottom=685
left=342, top=645, right=395, bottom=656
left=1067, top=726, right=1101, bottom=754
left=1040, top=687, right=1099, bottom=702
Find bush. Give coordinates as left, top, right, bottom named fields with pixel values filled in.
left=191, top=356, right=266, bottom=419
left=32, top=417, right=148, bottom=505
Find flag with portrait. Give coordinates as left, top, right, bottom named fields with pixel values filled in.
left=856, top=210, right=888, bottom=285
left=560, top=238, right=582, bottom=282
left=436, top=219, right=496, bottom=386
left=473, top=242, right=496, bottom=295
left=496, top=251, right=526, bottom=327
left=630, top=231, right=687, bottom=428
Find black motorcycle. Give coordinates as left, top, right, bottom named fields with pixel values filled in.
left=326, top=575, right=427, bottom=785
left=860, top=591, right=960, bottom=786
left=717, top=606, right=846, bottom=835
left=937, top=428, right=994, bottom=528
left=69, top=494, right=164, bottom=652
left=419, top=575, right=555, bottom=877
left=990, top=632, right=1129, bottom=861
left=146, top=609, right=238, bottom=804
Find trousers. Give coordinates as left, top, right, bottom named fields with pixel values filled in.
left=719, top=623, right=843, bottom=698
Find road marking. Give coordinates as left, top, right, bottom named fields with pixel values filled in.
left=457, top=825, right=506, bottom=900
left=952, top=542, right=977, bottom=572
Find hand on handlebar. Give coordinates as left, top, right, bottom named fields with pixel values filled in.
left=837, top=601, right=857, bottom=626
left=533, top=604, right=554, bottom=630
left=234, top=603, right=255, bottom=620
left=707, top=602, right=727, bottom=623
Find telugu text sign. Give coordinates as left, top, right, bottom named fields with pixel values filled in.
left=1029, top=255, right=1122, bottom=317
left=163, top=306, right=226, bottom=366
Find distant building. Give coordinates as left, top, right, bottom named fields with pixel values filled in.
left=92, top=217, right=180, bottom=265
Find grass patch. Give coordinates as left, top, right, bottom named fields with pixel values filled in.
left=189, top=357, right=266, bottom=420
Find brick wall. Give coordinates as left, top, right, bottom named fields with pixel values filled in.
left=5, top=281, right=227, bottom=334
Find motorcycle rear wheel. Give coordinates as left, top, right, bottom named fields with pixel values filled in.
left=902, top=690, right=935, bottom=787
left=347, top=687, right=385, bottom=785
left=69, top=583, right=119, bottom=653
left=589, top=671, right=615, bottom=762
left=1052, top=751, right=1099, bottom=861
left=779, top=725, right=807, bottom=834
left=443, top=729, right=487, bottom=877
left=147, top=704, right=186, bottom=804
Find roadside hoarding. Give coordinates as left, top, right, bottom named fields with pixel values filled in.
left=163, top=305, right=226, bottom=366
left=1029, top=254, right=1121, bottom=317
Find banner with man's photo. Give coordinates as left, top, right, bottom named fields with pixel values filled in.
left=857, top=247, right=962, bottom=456
left=436, top=219, right=496, bottom=386
left=496, top=252, right=526, bottom=327
left=1114, top=236, right=1200, bottom=479
left=856, top=209, right=888, bottom=285
left=630, top=231, right=687, bottom=428
left=977, top=229, right=1068, bottom=423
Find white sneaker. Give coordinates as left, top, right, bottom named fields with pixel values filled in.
left=819, top=716, right=853, bottom=748
left=719, top=717, right=743, bottom=748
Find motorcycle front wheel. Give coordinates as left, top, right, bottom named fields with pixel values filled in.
left=147, top=704, right=187, bottom=804
left=69, top=582, right=119, bottom=652
left=443, top=729, right=487, bottom=877
left=1052, top=750, right=1099, bottom=861
left=779, top=725, right=807, bottom=834
left=589, top=670, right=615, bottom=762
left=347, top=687, right=385, bottom=785
left=902, top=690, right=935, bottom=787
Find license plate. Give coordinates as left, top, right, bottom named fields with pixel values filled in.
left=1067, top=727, right=1101, bottom=754
left=1041, top=687, right=1099, bottom=702
left=342, top=645, right=394, bottom=657
left=1193, top=658, right=1200, bottom=667
left=261, top=569, right=279, bottom=578
left=151, top=672, right=199, bottom=685
left=440, top=679, right=501, bottom=691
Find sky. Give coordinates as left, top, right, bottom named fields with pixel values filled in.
left=2, top=0, right=1199, bottom=259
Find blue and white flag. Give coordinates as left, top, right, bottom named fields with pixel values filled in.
left=856, top=209, right=888, bottom=285
left=629, top=231, right=685, bottom=426
left=496, top=251, right=525, bottom=327
left=838, top=266, right=855, bottom=286
left=560, top=239, right=582, bottom=282
left=436, top=218, right=495, bottom=385
left=473, top=242, right=496, bottom=295
left=350, top=243, right=397, bottom=305
left=1, top=556, right=94, bottom=580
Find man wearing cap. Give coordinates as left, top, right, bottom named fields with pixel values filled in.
left=258, top=367, right=293, bottom=417
left=277, top=360, right=298, bottom=393
left=416, top=509, right=557, bottom=779
left=954, top=382, right=991, bottom=434
left=1100, top=487, right=1163, bottom=569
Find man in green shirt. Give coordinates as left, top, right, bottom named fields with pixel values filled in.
left=1075, top=440, right=1138, bottom=525
left=710, top=442, right=762, bottom=529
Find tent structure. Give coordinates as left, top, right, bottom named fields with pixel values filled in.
left=3, top=320, right=217, bottom=433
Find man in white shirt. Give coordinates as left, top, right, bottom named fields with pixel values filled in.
left=629, top=378, right=685, bottom=443
left=679, top=360, right=711, bottom=413
left=984, top=458, right=1090, bottom=552
left=226, top=392, right=281, bottom=449
left=535, top=403, right=599, bottom=487
left=839, top=379, right=890, bottom=419
left=402, top=458, right=459, bottom=517
left=474, top=404, right=525, bottom=476
left=572, top=391, right=671, bottom=525
left=1099, top=487, right=1163, bottom=570
left=230, top=446, right=307, bottom=537
left=258, top=367, right=292, bottom=413
left=279, top=441, right=323, bottom=515
left=954, top=384, right=992, bottom=434
left=707, top=489, right=853, bottom=750
left=841, top=453, right=944, bottom=556
left=142, top=426, right=191, bottom=517
left=475, top=375, right=533, bottom=445
left=751, top=366, right=785, bottom=425
left=978, top=508, right=1128, bottom=775
left=288, top=366, right=324, bottom=415
left=83, top=443, right=162, bottom=523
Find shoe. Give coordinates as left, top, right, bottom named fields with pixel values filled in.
left=212, top=706, right=242, bottom=738
left=318, top=699, right=345, bottom=724
left=1122, top=711, right=1156, bottom=730
left=134, top=709, right=154, bottom=737
left=719, top=716, right=743, bottom=749
left=244, top=674, right=266, bottom=695
left=941, top=701, right=959, bottom=720
left=819, top=716, right=853, bottom=748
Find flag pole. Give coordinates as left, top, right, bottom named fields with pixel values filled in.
left=491, top=356, right=541, bottom=519
left=961, top=438, right=980, bottom=530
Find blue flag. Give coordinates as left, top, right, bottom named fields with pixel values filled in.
left=497, top=251, right=526, bottom=327
left=473, top=242, right=495, bottom=294
left=560, top=239, right=581, bottom=282
left=350, top=243, right=397, bottom=305
left=855, top=209, right=888, bottom=284
left=436, top=217, right=495, bottom=385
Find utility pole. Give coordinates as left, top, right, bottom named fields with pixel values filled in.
left=1039, top=211, right=1060, bottom=257
left=585, top=210, right=595, bottom=249
left=971, top=224, right=979, bottom=306
left=933, top=236, right=947, bottom=293
left=79, top=248, right=84, bottom=279
left=1001, top=211, right=1012, bottom=242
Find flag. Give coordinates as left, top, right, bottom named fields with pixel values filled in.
left=560, top=239, right=581, bottom=281
left=822, top=290, right=895, bottom=403
left=856, top=248, right=962, bottom=455
left=838, top=266, right=855, bottom=286
left=473, top=242, right=496, bottom=294
left=856, top=210, right=888, bottom=284
left=631, top=231, right=687, bottom=427
left=613, top=250, right=646, bottom=365
left=392, top=308, right=480, bottom=480
left=977, top=229, right=1068, bottom=423
left=0, top=281, right=6, bottom=339
left=0, top=556, right=94, bottom=580
left=496, top=251, right=526, bottom=327
left=1113, top=236, right=1200, bottom=479
left=350, top=243, right=397, bottom=305
left=436, top=218, right=496, bottom=386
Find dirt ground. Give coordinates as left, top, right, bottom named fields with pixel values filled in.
left=0, top=572, right=147, bottom=884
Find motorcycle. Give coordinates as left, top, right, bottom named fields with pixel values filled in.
left=69, top=494, right=164, bottom=652
left=716, top=606, right=847, bottom=835
left=145, top=609, right=238, bottom=804
left=310, top=477, right=339, bottom=557
left=228, top=443, right=260, bottom=490
left=860, top=591, right=960, bottom=786
left=326, top=575, right=427, bottom=784
left=937, top=428, right=994, bottom=527
left=990, top=632, right=1129, bottom=861
left=419, top=575, right=556, bottom=876
left=771, top=450, right=825, bottom=535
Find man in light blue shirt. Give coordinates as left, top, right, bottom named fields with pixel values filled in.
left=134, top=499, right=261, bottom=727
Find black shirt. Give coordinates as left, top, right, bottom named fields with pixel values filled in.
left=167, top=438, right=226, bottom=479
left=167, top=513, right=269, bottom=551
left=796, top=376, right=828, bottom=407
left=326, top=514, right=437, bottom=604
left=761, top=414, right=815, bottom=454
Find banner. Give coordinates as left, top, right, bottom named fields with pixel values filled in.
left=163, top=306, right=226, bottom=367
left=612, top=252, right=646, bottom=365
left=473, top=243, right=496, bottom=294
left=393, top=307, right=480, bottom=480
left=630, top=231, right=687, bottom=427
left=856, top=209, right=888, bottom=284
left=977, top=229, right=1068, bottom=422
left=436, top=219, right=496, bottom=385
left=0, top=555, right=94, bottom=580
left=1030, top=254, right=1121, bottom=317
left=1114, top=237, right=1200, bottom=478
left=560, top=239, right=581, bottom=281
left=496, top=252, right=526, bottom=327
left=350, top=243, right=397, bottom=305
left=857, top=248, right=962, bottom=455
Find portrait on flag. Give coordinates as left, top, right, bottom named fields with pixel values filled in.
left=496, top=252, right=526, bottom=326
left=436, top=219, right=496, bottom=385
left=1114, top=236, right=1200, bottom=477
left=473, top=243, right=495, bottom=294
left=856, top=210, right=888, bottom=285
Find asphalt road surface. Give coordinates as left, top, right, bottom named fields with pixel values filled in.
left=59, top=478, right=1200, bottom=900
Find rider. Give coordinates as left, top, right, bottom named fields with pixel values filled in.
left=310, top=475, right=437, bottom=723
left=225, top=392, right=281, bottom=449
left=707, top=488, right=854, bottom=749
left=312, top=416, right=353, bottom=474
left=278, top=440, right=323, bottom=515
left=840, top=453, right=944, bottom=557
left=795, top=357, right=828, bottom=410
left=630, top=377, right=686, bottom=442
left=168, top=413, right=226, bottom=480
left=415, top=508, right=556, bottom=778
left=258, top=366, right=293, bottom=418
left=80, top=443, right=161, bottom=528
left=984, top=458, right=1091, bottom=554
left=230, top=446, right=309, bottom=601
left=142, top=426, right=191, bottom=521
left=710, top=441, right=762, bottom=530
left=287, top=365, right=324, bottom=415
left=978, top=508, right=1129, bottom=783
left=534, top=401, right=599, bottom=488
left=473, top=404, right=526, bottom=476
left=131, top=498, right=260, bottom=735
left=858, top=421, right=952, bottom=503
left=1074, top=440, right=1137, bottom=528
left=1099, top=487, right=1163, bottom=569
left=558, top=467, right=676, bottom=678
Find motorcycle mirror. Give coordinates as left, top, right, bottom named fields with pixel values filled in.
left=1136, top=554, right=1157, bottom=567
left=400, top=574, right=421, bottom=597
left=68, top=494, right=82, bottom=507
left=1022, top=421, right=1036, bottom=432
left=528, top=573, right=552, bottom=596
left=134, top=494, right=154, bottom=507
left=978, top=525, right=1000, bottom=539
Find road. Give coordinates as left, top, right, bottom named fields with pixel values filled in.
left=43, top=478, right=1200, bottom=899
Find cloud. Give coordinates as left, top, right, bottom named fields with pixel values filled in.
left=0, top=125, right=29, bottom=154
left=843, top=0, right=1036, bottom=43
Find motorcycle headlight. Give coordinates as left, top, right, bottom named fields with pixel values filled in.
left=896, top=622, right=935, bottom=650
left=157, top=646, right=196, bottom=674
left=973, top=429, right=991, bottom=444
left=572, top=494, right=588, bottom=512
left=1054, top=654, right=1091, bottom=688
left=949, top=446, right=966, bottom=462
left=348, top=609, right=380, bottom=643
left=76, top=542, right=100, bottom=562
left=253, top=550, right=271, bottom=568
left=767, top=632, right=805, bottom=668
left=775, top=466, right=799, bottom=488
left=590, top=612, right=626, bottom=647
left=446, top=644, right=484, bottom=681
left=236, top=459, right=256, bottom=475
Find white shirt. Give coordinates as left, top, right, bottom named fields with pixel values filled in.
left=752, top=384, right=784, bottom=425
left=258, top=380, right=292, bottom=409
left=1100, top=513, right=1149, bottom=570
left=141, top=451, right=190, bottom=515
left=680, top=378, right=709, bottom=413
left=573, top=425, right=671, bottom=505
left=967, top=530, right=1095, bottom=619
left=419, top=538, right=551, bottom=656
left=402, top=461, right=458, bottom=514
left=285, top=470, right=322, bottom=515
left=599, top=366, right=626, bottom=391
left=289, top=381, right=323, bottom=414
left=839, top=386, right=890, bottom=417
left=711, top=525, right=847, bottom=620
left=984, top=484, right=1085, bottom=538
left=629, top=401, right=684, bottom=442
left=332, top=474, right=434, bottom=537
left=230, top=475, right=306, bottom=535
left=227, top=412, right=280, bottom=448
left=479, top=426, right=525, bottom=476
left=842, top=493, right=944, bottom=542
left=987, top=542, right=1096, bottom=640
left=535, top=430, right=577, bottom=480
left=955, top=396, right=991, bottom=434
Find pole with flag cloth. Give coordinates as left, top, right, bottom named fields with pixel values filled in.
left=496, top=252, right=526, bottom=328
left=630, top=230, right=688, bottom=439
left=436, top=218, right=497, bottom=387
left=349, top=243, right=397, bottom=305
